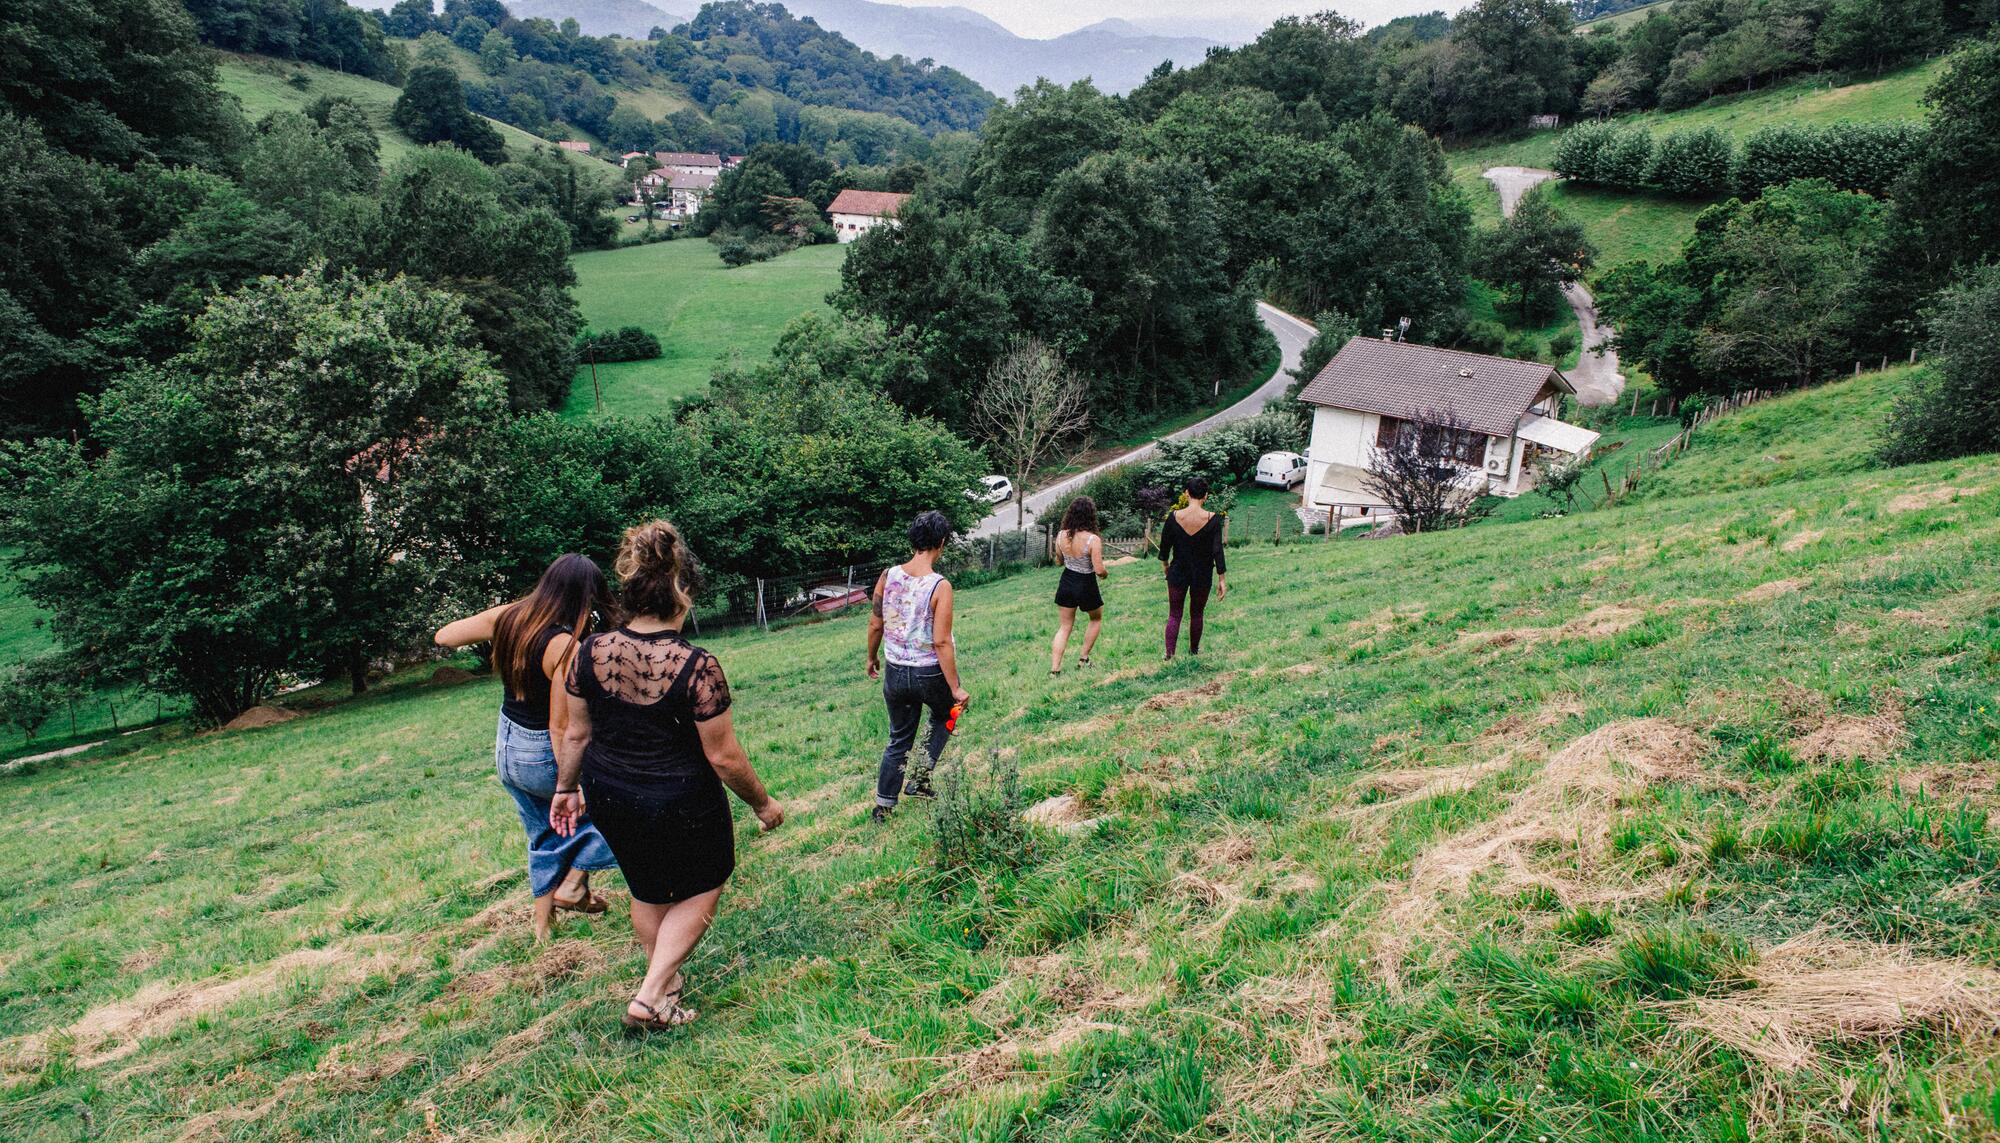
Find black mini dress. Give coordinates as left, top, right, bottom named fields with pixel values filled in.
left=566, top=627, right=736, bottom=905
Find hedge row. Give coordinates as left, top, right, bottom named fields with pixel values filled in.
left=574, top=326, right=663, bottom=363
left=1552, top=120, right=1925, bottom=199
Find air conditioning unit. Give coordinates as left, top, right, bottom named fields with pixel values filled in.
left=1485, top=456, right=1506, bottom=474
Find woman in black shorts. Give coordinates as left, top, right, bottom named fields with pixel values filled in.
left=1049, top=496, right=1108, bottom=675
left=552, top=519, right=783, bottom=1032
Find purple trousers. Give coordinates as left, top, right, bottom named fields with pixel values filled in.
left=1165, top=581, right=1210, bottom=658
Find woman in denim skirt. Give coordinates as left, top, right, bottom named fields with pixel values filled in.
left=437, top=555, right=620, bottom=941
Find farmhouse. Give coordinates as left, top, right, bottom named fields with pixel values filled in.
left=827, top=189, right=910, bottom=242
left=652, top=151, right=724, bottom=175
left=1298, top=336, right=1600, bottom=517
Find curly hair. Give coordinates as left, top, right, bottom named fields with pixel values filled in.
left=1059, top=495, right=1098, bottom=536
left=615, top=518, right=696, bottom=624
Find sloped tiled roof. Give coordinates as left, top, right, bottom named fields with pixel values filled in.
left=1297, top=336, right=1572, bottom=438
left=826, top=189, right=910, bottom=219
left=667, top=171, right=716, bottom=189
left=653, top=151, right=722, bottom=167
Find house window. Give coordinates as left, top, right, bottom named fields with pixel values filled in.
left=1375, top=417, right=1487, bottom=465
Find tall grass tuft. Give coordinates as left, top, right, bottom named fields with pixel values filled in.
left=932, top=746, right=1035, bottom=873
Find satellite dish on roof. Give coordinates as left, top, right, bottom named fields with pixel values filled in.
left=1458, top=367, right=1475, bottom=378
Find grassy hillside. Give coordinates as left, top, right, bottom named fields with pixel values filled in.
left=561, top=240, right=846, bottom=419
left=1577, top=0, right=1677, bottom=31
left=1449, top=58, right=1945, bottom=270
left=217, top=54, right=608, bottom=168
left=5, top=371, right=1999, bottom=1140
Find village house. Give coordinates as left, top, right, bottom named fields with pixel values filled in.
left=633, top=169, right=716, bottom=217
left=652, top=151, right=724, bottom=176
left=1297, top=336, right=1600, bottom=522
left=826, top=189, right=910, bottom=242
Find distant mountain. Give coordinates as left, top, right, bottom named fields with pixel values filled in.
left=507, top=0, right=689, bottom=39
left=1093, top=14, right=1263, bottom=46
left=776, top=0, right=1219, bottom=96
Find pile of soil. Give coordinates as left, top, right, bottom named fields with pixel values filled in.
left=223, top=705, right=300, bottom=731
left=428, top=666, right=479, bottom=686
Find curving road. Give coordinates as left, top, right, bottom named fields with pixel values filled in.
left=970, top=303, right=1319, bottom=538
left=1482, top=166, right=1626, bottom=408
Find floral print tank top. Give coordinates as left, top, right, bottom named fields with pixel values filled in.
left=881, top=565, right=943, bottom=667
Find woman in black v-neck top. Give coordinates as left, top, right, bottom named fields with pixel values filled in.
left=1159, top=476, right=1228, bottom=659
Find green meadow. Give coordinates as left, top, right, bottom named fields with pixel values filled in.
left=1449, top=58, right=1946, bottom=271
left=561, top=241, right=847, bottom=419
left=6, top=367, right=1999, bottom=1140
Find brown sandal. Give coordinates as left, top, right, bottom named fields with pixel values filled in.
left=554, top=888, right=608, bottom=914
left=622, top=990, right=696, bottom=1032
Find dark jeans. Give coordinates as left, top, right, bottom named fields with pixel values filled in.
left=1165, top=580, right=1211, bottom=658
left=878, top=662, right=952, bottom=807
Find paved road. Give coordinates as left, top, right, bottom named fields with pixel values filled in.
left=970, top=302, right=1319, bottom=537
left=1482, top=166, right=1626, bottom=408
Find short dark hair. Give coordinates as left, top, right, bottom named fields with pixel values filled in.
left=1185, top=476, right=1209, bottom=500
left=908, top=510, right=952, bottom=552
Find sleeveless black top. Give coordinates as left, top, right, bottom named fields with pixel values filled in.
left=499, top=624, right=568, bottom=732
left=564, top=627, right=732, bottom=796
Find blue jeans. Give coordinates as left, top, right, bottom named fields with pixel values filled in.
left=495, top=713, right=617, bottom=897
left=878, top=663, right=952, bottom=807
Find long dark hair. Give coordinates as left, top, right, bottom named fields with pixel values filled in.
left=1059, top=495, right=1098, bottom=537
left=494, top=554, right=608, bottom=700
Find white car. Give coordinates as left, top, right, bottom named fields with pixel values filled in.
left=1255, top=451, right=1308, bottom=488
left=970, top=475, right=1014, bottom=504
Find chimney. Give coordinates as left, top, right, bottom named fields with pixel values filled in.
left=1380, top=329, right=1394, bottom=341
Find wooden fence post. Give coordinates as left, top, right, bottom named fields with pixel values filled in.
left=755, top=578, right=767, bottom=632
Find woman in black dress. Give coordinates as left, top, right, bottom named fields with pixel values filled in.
left=1160, top=477, right=1227, bottom=660
left=1049, top=496, right=1108, bottom=675
left=552, top=519, right=783, bottom=1032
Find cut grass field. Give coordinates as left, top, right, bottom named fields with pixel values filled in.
left=6, top=368, right=2000, bottom=1140
left=560, top=241, right=847, bottom=419
left=1448, top=58, right=1946, bottom=271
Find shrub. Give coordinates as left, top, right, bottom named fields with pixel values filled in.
left=1737, top=122, right=1926, bottom=198
left=1553, top=120, right=1619, bottom=183
left=1882, top=263, right=2000, bottom=465
left=1648, top=127, right=1734, bottom=197
left=1456, top=318, right=1508, bottom=356
left=1597, top=126, right=1655, bottom=189
left=1548, top=329, right=1579, bottom=361
left=931, top=746, right=1034, bottom=872
left=574, top=325, right=662, bottom=363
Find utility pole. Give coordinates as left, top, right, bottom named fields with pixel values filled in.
left=589, top=345, right=601, bottom=414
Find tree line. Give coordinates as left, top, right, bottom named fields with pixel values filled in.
left=1598, top=34, right=2000, bottom=466
left=1554, top=119, right=1927, bottom=198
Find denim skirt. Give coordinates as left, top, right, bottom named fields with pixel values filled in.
left=495, top=713, right=617, bottom=897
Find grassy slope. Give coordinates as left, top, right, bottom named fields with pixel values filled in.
left=1448, top=58, right=1945, bottom=270
left=1576, top=0, right=1677, bottom=31
left=6, top=371, right=2000, bottom=1140
left=560, top=240, right=847, bottom=418
left=216, top=53, right=610, bottom=168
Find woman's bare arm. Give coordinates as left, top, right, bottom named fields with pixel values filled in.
left=544, top=634, right=576, bottom=739
left=550, top=689, right=591, bottom=836
left=696, top=711, right=782, bottom=830
left=435, top=604, right=509, bottom=649
left=1090, top=533, right=1108, bottom=578
left=931, top=581, right=968, bottom=705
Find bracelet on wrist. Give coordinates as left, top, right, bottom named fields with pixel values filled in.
left=556, top=787, right=579, bottom=795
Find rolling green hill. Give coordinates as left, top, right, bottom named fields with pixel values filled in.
left=1449, top=58, right=1946, bottom=271
left=5, top=368, right=1997, bottom=1140
left=561, top=240, right=847, bottom=419
left=1577, top=0, right=1677, bottom=32
left=217, top=53, right=611, bottom=168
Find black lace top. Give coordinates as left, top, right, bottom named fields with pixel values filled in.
left=565, top=627, right=732, bottom=793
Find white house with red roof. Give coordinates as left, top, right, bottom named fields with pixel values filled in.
left=827, top=189, right=910, bottom=243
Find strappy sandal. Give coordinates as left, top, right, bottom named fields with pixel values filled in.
left=1078, top=657, right=1091, bottom=667
left=553, top=878, right=609, bottom=914
left=622, top=989, right=697, bottom=1032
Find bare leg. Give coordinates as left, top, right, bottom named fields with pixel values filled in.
left=532, top=893, right=555, bottom=943
left=1080, top=608, right=1103, bottom=661
left=628, top=888, right=722, bottom=1020
left=1051, top=607, right=1076, bottom=672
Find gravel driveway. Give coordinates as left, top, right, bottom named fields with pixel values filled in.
left=1482, top=167, right=1626, bottom=408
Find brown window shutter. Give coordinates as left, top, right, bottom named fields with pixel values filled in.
left=1376, top=416, right=1399, bottom=448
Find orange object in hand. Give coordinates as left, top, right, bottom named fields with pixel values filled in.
left=945, top=702, right=965, bottom=734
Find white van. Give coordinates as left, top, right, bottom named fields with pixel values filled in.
left=1255, top=451, right=1308, bottom=488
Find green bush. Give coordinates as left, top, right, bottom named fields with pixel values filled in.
left=1648, top=127, right=1733, bottom=197
left=1553, top=120, right=1619, bottom=183
left=1736, top=123, right=1922, bottom=198
left=1597, top=126, right=1655, bottom=189
left=1882, top=264, right=2000, bottom=465
left=1548, top=329, right=1580, bottom=361
left=574, top=325, right=662, bottom=363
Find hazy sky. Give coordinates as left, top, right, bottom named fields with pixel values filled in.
left=906, top=0, right=1462, bottom=39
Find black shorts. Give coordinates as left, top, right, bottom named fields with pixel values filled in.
left=1055, top=568, right=1103, bottom=612
left=580, top=772, right=735, bottom=905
